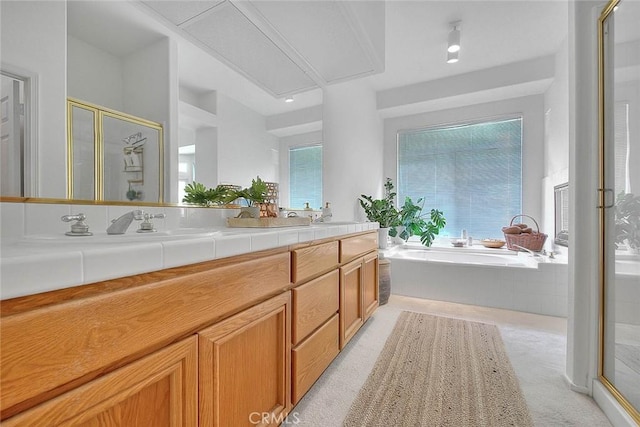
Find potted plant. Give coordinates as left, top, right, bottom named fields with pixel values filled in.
left=390, top=196, right=446, bottom=247
left=359, top=178, right=400, bottom=248
left=182, top=182, right=233, bottom=207
left=615, top=192, right=640, bottom=253
left=227, top=176, right=268, bottom=218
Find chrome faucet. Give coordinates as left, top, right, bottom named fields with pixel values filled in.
left=61, top=213, right=92, bottom=236
left=107, top=210, right=144, bottom=234
left=512, top=245, right=541, bottom=257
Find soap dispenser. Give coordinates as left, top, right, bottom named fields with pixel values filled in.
left=322, top=202, right=332, bottom=222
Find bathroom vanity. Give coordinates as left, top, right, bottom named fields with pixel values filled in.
left=0, top=224, right=378, bottom=426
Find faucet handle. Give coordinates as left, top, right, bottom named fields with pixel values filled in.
left=137, top=212, right=166, bottom=233
left=61, top=213, right=92, bottom=236
left=144, top=213, right=166, bottom=220
left=61, top=213, right=86, bottom=223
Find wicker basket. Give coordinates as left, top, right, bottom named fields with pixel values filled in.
left=504, top=214, right=547, bottom=252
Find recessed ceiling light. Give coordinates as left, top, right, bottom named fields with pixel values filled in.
left=284, top=96, right=294, bottom=103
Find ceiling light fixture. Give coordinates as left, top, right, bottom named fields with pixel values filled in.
left=284, top=96, right=294, bottom=103
left=447, top=21, right=461, bottom=53
left=447, top=50, right=459, bottom=64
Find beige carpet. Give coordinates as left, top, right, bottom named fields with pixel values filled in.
left=343, top=311, right=533, bottom=427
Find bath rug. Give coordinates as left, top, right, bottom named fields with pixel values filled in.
left=616, top=343, right=640, bottom=375
left=343, top=311, right=533, bottom=427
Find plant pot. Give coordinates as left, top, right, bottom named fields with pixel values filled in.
left=378, top=227, right=390, bottom=249
left=241, top=206, right=260, bottom=219
left=378, top=257, right=391, bottom=305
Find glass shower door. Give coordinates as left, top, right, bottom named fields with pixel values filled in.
left=599, top=0, right=640, bottom=422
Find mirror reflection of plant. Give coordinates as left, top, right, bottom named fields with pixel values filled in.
left=358, top=178, right=400, bottom=229
left=615, top=191, right=640, bottom=250
left=226, top=176, right=268, bottom=207
left=390, top=196, right=446, bottom=247
left=182, top=182, right=233, bottom=207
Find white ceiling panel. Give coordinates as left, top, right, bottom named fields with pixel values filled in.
left=182, top=2, right=317, bottom=96
left=141, top=1, right=224, bottom=26
left=247, top=1, right=376, bottom=83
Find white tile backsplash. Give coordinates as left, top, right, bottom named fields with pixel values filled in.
left=25, top=203, right=72, bottom=235
left=0, top=202, right=25, bottom=238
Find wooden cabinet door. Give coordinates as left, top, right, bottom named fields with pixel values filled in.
left=199, top=292, right=291, bottom=427
left=339, top=258, right=364, bottom=349
left=2, top=337, right=198, bottom=426
left=362, top=252, right=379, bottom=320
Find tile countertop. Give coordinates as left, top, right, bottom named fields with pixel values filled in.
left=0, top=222, right=379, bottom=300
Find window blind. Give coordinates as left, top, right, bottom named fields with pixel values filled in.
left=289, top=145, right=322, bottom=209
left=398, top=117, right=522, bottom=239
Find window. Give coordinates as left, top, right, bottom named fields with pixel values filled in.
left=398, top=117, right=522, bottom=239
left=289, top=145, right=322, bottom=209
left=554, top=183, right=568, bottom=247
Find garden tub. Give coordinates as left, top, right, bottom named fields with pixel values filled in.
left=384, top=245, right=568, bottom=317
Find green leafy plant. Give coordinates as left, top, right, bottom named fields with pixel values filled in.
left=615, top=192, right=640, bottom=250
left=182, top=182, right=233, bottom=206
left=358, top=178, right=400, bottom=228
left=227, top=176, right=268, bottom=207
left=390, top=196, right=446, bottom=247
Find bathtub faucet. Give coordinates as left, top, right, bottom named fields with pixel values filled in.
left=512, top=245, right=541, bottom=257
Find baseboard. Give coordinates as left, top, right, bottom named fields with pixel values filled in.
left=592, top=380, right=637, bottom=427
left=562, top=374, right=591, bottom=394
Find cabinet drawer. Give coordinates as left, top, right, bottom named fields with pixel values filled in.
left=292, top=270, right=339, bottom=345
left=339, top=232, right=377, bottom=264
left=292, top=241, right=339, bottom=283
left=292, top=314, right=339, bottom=404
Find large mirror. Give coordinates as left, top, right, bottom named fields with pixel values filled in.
left=0, top=0, right=323, bottom=206
left=68, top=99, right=164, bottom=203
left=599, top=0, right=640, bottom=422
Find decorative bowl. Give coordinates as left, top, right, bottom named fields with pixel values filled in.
left=450, top=239, right=466, bottom=247
left=480, top=239, right=506, bottom=248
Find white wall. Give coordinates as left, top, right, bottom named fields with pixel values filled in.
left=323, top=79, right=383, bottom=222
left=383, top=95, right=546, bottom=231
left=217, top=93, right=279, bottom=188
left=194, top=127, right=218, bottom=190
left=278, top=130, right=323, bottom=209
left=67, top=35, right=124, bottom=111
left=567, top=0, right=601, bottom=398
left=1, top=1, right=67, bottom=198
left=122, top=38, right=177, bottom=203
left=542, top=35, right=570, bottom=246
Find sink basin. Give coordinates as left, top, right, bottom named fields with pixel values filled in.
left=310, top=221, right=356, bottom=226
left=14, top=229, right=222, bottom=245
